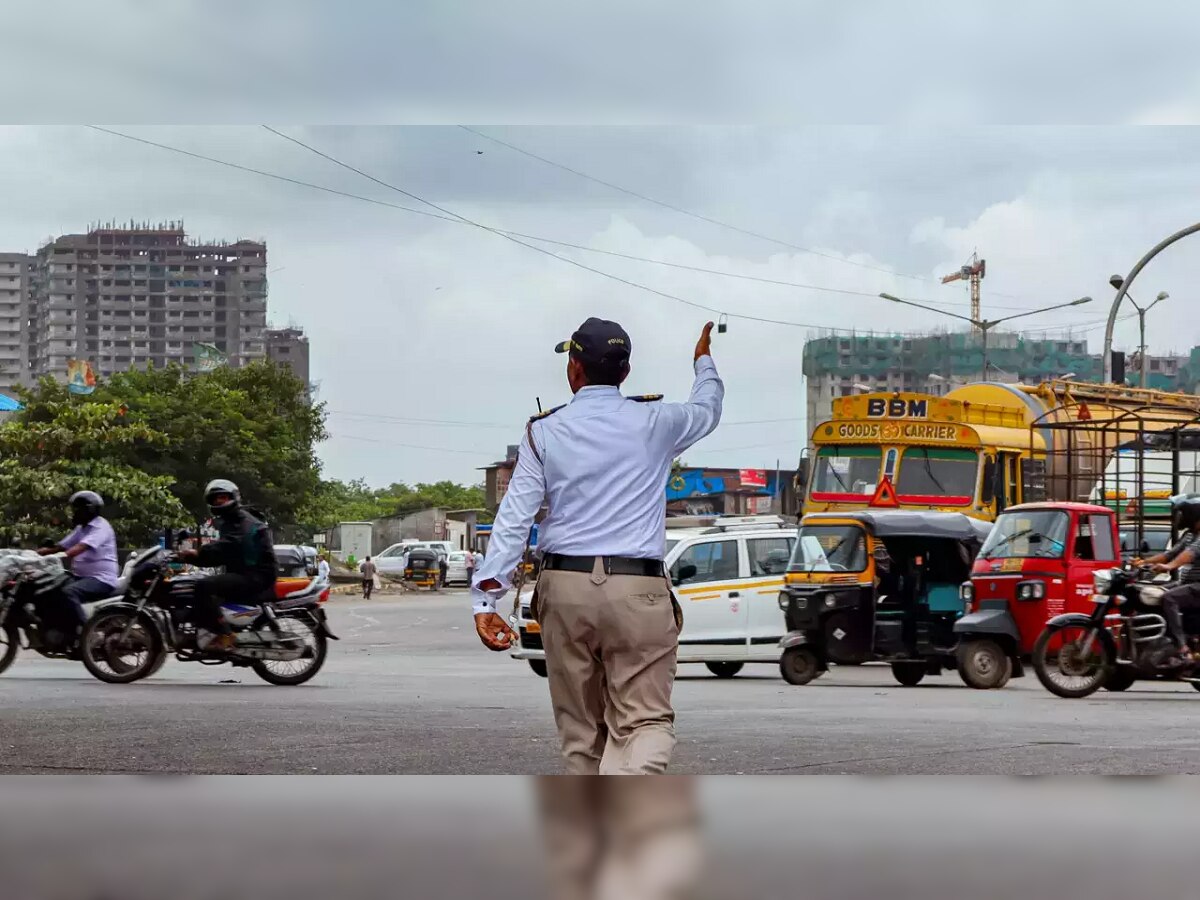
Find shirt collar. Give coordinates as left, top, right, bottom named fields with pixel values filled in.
left=572, top=385, right=622, bottom=402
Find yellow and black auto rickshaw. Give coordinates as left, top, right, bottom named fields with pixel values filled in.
left=777, top=510, right=992, bottom=686
left=404, top=547, right=442, bottom=591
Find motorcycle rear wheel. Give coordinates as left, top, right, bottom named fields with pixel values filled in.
left=0, top=623, right=18, bottom=675
left=251, top=616, right=328, bottom=686
left=80, top=610, right=163, bottom=684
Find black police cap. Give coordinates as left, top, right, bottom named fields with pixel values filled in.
left=554, top=317, right=632, bottom=367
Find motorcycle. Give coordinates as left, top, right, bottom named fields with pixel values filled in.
left=0, top=551, right=124, bottom=674
left=1032, top=565, right=1200, bottom=698
left=79, top=545, right=337, bottom=686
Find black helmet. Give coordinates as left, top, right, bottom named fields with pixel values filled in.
left=1170, top=493, right=1200, bottom=530
left=204, top=478, right=241, bottom=518
left=69, top=490, right=103, bottom=526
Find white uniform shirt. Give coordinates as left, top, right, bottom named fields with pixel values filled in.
left=471, top=355, right=724, bottom=614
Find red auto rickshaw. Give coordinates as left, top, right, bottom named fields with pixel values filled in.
left=953, top=502, right=1121, bottom=689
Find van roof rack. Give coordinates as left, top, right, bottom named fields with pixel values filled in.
left=665, top=514, right=789, bottom=533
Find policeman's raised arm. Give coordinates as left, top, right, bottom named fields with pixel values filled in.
left=660, top=322, right=724, bottom=456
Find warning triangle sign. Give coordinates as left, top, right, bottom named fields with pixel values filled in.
left=1077, top=402, right=1092, bottom=421
left=870, top=476, right=900, bottom=508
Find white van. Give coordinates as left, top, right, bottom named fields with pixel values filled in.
left=510, top=515, right=796, bottom=678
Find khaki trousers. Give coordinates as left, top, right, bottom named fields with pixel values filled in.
left=534, top=559, right=679, bottom=775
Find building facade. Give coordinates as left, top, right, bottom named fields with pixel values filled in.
left=803, top=330, right=1200, bottom=434
left=265, top=326, right=310, bottom=385
left=0, top=252, right=32, bottom=394
left=26, top=222, right=268, bottom=382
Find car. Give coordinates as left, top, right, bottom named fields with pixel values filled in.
left=375, top=541, right=455, bottom=577
left=511, top=515, right=797, bottom=678
left=445, top=551, right=470, bottom=586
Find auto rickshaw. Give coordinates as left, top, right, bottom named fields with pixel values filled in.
left=954, top=502, right=1121, bottom=690
left=778, top=510, right=991, bottom=686
left=404, top=547, right=442, bottom=591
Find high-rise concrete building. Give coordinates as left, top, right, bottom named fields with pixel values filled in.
left=803, top=330, right=1200, bottom=435
left=264, top=326, right=310, bottom=386
left=0, top=252, right=32, bottom=394
left=27, top=222, right=268, bottom=381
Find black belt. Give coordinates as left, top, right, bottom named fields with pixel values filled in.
left=542, top=553, right=664, bottom=577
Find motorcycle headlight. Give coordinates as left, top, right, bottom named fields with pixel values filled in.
left=1093, top=570, right=1114, bottom=594
left=777, top=591, right=789, bottom=611
left=1016, top=580, right=1046, bottom=601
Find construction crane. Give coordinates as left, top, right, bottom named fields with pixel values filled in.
left=942, top=252, right=986, bottom=331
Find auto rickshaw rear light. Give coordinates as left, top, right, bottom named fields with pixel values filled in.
left=824, top=596, right=836, bottom=608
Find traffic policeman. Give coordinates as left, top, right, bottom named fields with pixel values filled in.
left=472, top=317, right=724, bottom=774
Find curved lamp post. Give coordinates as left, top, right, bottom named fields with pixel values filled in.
left=1102, top=222, right=1200, bottom=383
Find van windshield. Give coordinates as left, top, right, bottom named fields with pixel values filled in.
left=791, top=525, right=867, bottom=572
left=980, top=510, right=1070, bottom=559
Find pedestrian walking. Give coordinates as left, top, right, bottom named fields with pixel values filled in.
left=317, top=553, right=331, bottom=583
left=359, top=555, right=377, bottom=599
left=464, top=549, right=477, bottom=586
left=472, top=318, right=723, bottom=774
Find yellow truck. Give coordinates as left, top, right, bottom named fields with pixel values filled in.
left=803, top=380, right=1200, bottom=522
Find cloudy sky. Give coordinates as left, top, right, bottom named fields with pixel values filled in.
left=2, top=1, right=1200, bottom=487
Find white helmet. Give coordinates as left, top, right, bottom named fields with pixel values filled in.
left=204, top=479, right=241, bottom=517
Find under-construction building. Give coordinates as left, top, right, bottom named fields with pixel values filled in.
left=26, top=222, right=269, bottom=383
left=804, top=330, right=1200, bottom=434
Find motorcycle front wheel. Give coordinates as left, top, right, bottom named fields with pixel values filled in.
left=0, top=623, right=19, bottom=674
left=80, top=610, right=163, bottom=684
left=1033, top=623, right=1111, bottom=699
left=252, top=615, right=328, bottom=686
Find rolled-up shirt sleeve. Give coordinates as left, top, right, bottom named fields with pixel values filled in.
left=471, top=426, right=547, bottom=615
left=657, top=355, right=724, bottom=456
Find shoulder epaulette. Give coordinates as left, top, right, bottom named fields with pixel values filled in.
left=529, top=403, right=566, bottom=423
left=629, top=394, right=663, bottom=403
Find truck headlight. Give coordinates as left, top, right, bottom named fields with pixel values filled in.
left=959, top=582, right=975, bottom=603
left=1016, top=580, right=1046, bottom=601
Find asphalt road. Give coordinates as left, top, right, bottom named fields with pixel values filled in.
left=3, top=589, right=1200, bottom=774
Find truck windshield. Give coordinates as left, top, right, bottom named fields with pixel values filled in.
left=810, top=447, right=881, bottom=498
left=896, top=447, right=978, bottom=503
left=791, top=525, right=867, bottom=572
left=980, top=510, right=1071, bottom=559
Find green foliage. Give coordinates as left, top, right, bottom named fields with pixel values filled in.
left=0, top=394, right=188, bottom=546
left=3, top=361, right=324, bottom=546
left=299, top=479, right=489, bottom=530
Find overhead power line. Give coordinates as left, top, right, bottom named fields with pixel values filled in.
left=85, top=125, right=1083, bottom=326
left=458, top=125, right=936, bottom=283
left=328, top=409, right=806, bottom=429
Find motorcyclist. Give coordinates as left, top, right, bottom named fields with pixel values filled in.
left=177, top=479, right=277, bottom=652
left=1135, top=493, right=1200, bottom=663
left=37, top=491, right=119, bottom=634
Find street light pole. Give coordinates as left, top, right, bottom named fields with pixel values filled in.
left=879, top=293, right=1093, bottom=382
left=1109, top=275, right=1168, bottom=389
left=1103, top=222, right=1200, bottom=383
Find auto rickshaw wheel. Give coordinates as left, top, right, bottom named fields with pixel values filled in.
left=891, top=661, right=926, bottom=686
left=1103, top=667, right=1137, bottom=692
left=956, top=639, right=1013, bottom=690
left=528, top=659, right=548, bottom=678
left=780, top=646, right=821, bottom=685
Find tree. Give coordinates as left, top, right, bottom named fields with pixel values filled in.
left=0, top=394, right=188, bottom=547
left=299, top=479, right=490, bottom=531
left=8, top=360, right=326, bottom=536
